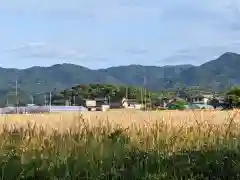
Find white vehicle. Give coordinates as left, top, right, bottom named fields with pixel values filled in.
left=27, top=104, right=36, bottom=107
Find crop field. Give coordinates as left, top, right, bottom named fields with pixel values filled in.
left=1, top=109, right=240, bottom=179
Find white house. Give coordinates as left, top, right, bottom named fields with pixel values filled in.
left=121, top=98, right=143, bottom=109
left=189, top=94, right=213, bottom=104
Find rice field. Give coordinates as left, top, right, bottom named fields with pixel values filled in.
left=1, top=109, right=239, bottom=130
left=1, top=109, right=240, bottom=179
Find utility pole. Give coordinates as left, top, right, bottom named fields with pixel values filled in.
left=144, top=76, right=147, bottom=110
left=73, top=95, right=76, bottom=106
left=108, top=95, right=111, bottom=106
left=15, top=79, right=18, bottom=104
left=31, top=95, right=34, bottom=104
left=228, top=77, right=232, bottom=90
left=49, top=91, right=52, bottom=111
left=149, top=91, right=152, bottom=110
left=44, top=95, right=47, bottom=106
left=15, top=78, right=19, bottom=113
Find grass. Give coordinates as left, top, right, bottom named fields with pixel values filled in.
left=0, top=109, right=240, bottom=179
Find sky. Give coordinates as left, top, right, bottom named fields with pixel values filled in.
left=1, top=0, right=240, bottom=69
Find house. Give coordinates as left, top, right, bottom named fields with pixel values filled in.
left=188, top=94, right=213, bottom=104
left=122, top=98, right=143, bottom=109
left=84, top=97, right=108, bottom=111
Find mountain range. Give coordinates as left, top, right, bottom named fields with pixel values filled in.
left=1, top=52, right=240, bottom=96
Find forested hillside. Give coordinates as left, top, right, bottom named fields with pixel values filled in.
left=0, top=52, right=239, bottom=103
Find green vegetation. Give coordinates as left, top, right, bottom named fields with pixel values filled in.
left=227, top=86, right=240, bottom=105
left=1, top=114, right=240, bottom=179
left=168, top=99, right=186, bottom=110
left=221, top=86, right=240, bottom=108
left=227, top=86, right=240, bottom=97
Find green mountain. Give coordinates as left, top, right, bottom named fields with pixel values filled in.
left=0, top=52, right=240, bottom=98
left=179, top=52, right=240, bottom=90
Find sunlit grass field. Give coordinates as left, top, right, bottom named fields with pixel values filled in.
left=0, top=109, right=240, bottom=179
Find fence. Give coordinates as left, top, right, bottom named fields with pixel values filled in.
left=50, top=106, right=88, bottom=112
left=0, top=106, right=50, bottom=114
left=0, top=106, right=88, bottom=114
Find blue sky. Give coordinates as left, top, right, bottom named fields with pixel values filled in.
left=1, top=0, right=240, bottom=69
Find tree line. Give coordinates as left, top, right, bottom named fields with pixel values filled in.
left=51, top=84, right=160, bottom=106
left=1, top=84, right=240, bottom=108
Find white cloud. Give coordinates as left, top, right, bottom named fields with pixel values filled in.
left=0, top=0, right=162, bottom=21
left=9, top=42, right=87, bottom=60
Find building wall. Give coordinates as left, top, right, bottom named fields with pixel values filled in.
left=203, top=98, right=209, bottom=104
left=123, top=102, right=128, bottom=108
left=123, top=102, right=143, bottom=109
left=109, top=102, right=122, bottom=108
left=134, top=104, right=143, bottom=109
left=191, top=97, right=209, bottom=104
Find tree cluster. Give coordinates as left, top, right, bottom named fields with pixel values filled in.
left=51, top=84, right=157, bottom=106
